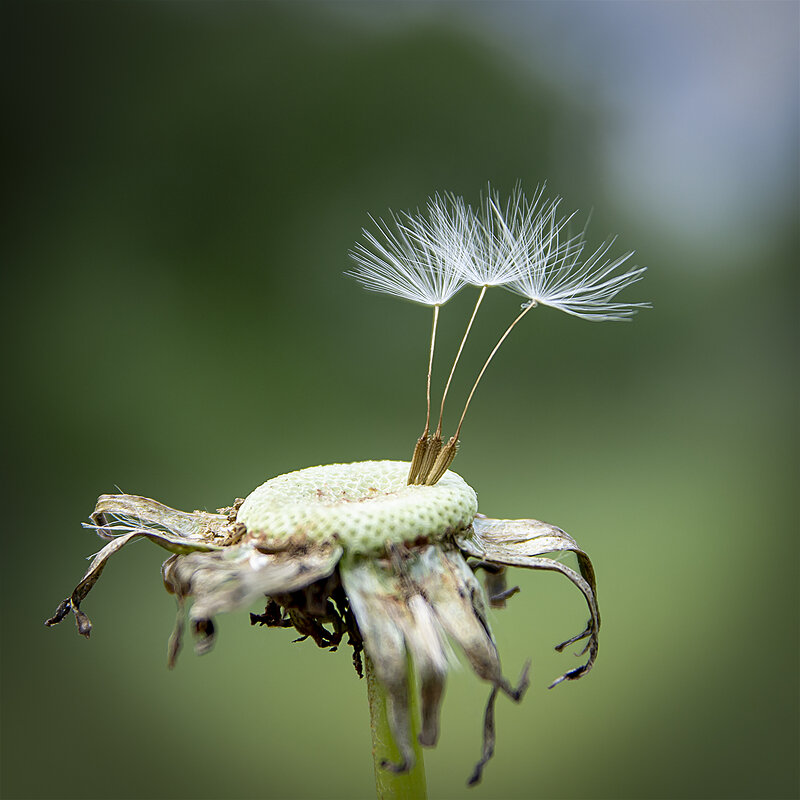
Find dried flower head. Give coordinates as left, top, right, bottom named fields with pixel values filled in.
left=47, top=185, right=645, bottom=790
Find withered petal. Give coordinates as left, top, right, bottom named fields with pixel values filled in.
left=341, top=545, right=527, bottom=780
left=468, top=686, right=499, bottom=786
left=91, top=494, right=229, bottom=542
left=466, top=662, right=530, bottom=787
left=170, top=543, right=343, bottom=621
left=162, top=555, right=185, bottom=669
left=405, top=595, right=447, bottom=748
left=419, top=547, right=523, bottom=699
left=456, top=515, right=600, bottom=686
left=339, top=556, right=421, bottom=773
left=162, top=541, right=343, bottom=661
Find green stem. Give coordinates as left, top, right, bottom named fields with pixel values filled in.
left=365, top=655, right=428, bottom=800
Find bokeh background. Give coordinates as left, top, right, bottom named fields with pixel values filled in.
left=3, top=2, right=798, bottom=799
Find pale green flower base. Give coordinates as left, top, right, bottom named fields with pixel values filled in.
left=237, top=460, right=477, bottom=553
left=365, top=655, right=428, bottom=800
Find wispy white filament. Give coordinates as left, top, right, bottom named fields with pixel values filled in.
left=507, top=231, right=648, bottom=321
left=350, top=185, right=647, bottom=321
left=499, top=192, right=648, bottom=320
left=348, top=196, right=469, bottom=306
left=468, top=183, right=554, bottom=287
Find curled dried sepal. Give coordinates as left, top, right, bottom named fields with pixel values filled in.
left=456, top=515, right=600, bottom=687
left=340, top=543, right=527, bottom=781
left=45, top=522, right=224, bottom=637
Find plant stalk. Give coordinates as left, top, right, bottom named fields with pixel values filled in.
left=423, top=304, right=441, bottom=435
left=365, top=655, right=428, bottom=800
left=435, top=284, right=486, bottom=437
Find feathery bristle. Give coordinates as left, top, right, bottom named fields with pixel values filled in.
left=348, top=196, right=469, bottom=306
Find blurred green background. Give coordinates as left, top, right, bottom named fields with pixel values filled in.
left=3, top=2, right=797, bottom=799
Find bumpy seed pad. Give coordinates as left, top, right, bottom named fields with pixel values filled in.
left=237, top=460, right=478, bottom=553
